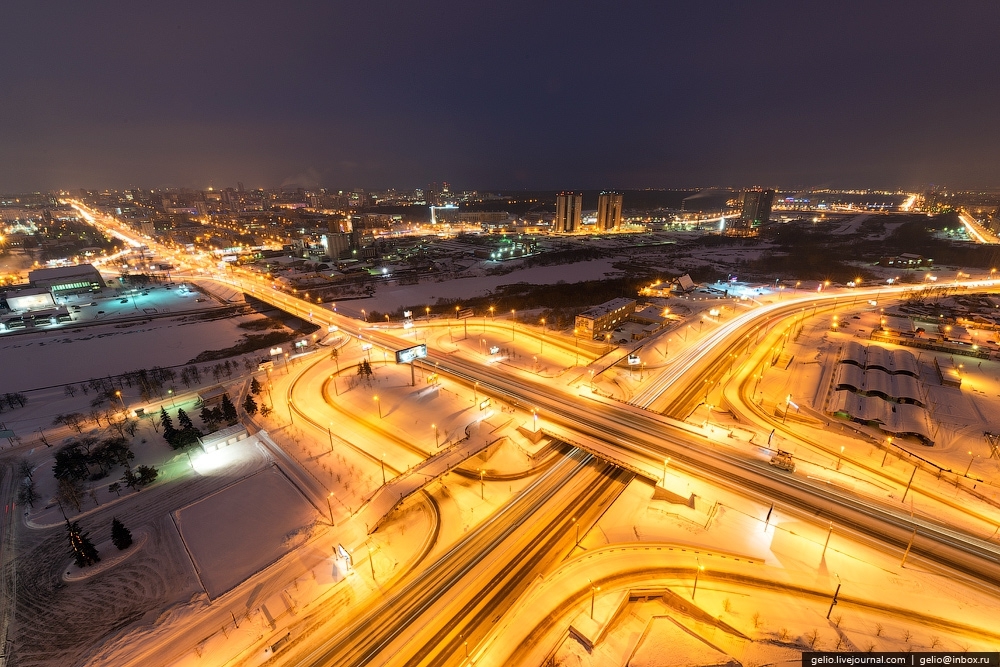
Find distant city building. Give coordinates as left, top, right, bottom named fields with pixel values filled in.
left=555, top=192, right=582, bottom=233
left=727, top=188, right=774, bottom=236
left=575, top=297, right=637, bottom=339
left=596, top=192, right=623, bottom=231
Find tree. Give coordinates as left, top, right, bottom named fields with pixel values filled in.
left=169, top=408, right=203, bottom=449
left=17, top=458, right=33, bottom=480
left=111, top=517, right=133, bottom=550
left=108, top=481, right=122, bottom=496
left=64, top=384, right=77, bottom=398
left=249, top=377, right=262, bottom=395
left=66, top=520, right=100, bottom=568
left=57, top=477, right=85, bottom=512
left=17, top=480, right=38, bottom=508
left=200, top=406, right=219, bottom=430
left=177, top=408, right=195, bottom=432
left=53, top=443, right=89, bottom=483
left=53, top=412, right=86, bottom=434
left=220, top=394, right=238, bottom=424
left=161, top=407, right=177, bottom=446
left=135, top=465, right=158, bottom=486
left=260, top=404, right=272, bottom=418
left=242, top=394, right=258, bottom=416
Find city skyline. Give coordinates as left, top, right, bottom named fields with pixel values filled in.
left=4, top=2, right=1000, bottom=192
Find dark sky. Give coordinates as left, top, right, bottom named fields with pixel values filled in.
left=2, top=1, right=999, bottom=192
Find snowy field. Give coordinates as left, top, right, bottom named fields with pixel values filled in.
left=336, top=258, right=622, bottom=318
left=0, top=313, right=254, bottom=394
left=174, top=466, right=317, bottom=599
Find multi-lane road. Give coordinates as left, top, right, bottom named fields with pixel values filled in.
left=65, top=201, right=1000, bottom=662
left=284, top=449, right=630, bottom=666
left=238, top=279, right=1000, bottom=588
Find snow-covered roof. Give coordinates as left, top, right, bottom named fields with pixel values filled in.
left=830, top=390, right=934, bottom=443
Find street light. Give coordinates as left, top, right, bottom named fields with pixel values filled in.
left=965, top=451, right=976, bottom=477
left=432, top=423, right=438, bottom=447
left=782, top=394, right=792, bottom=424
left=380, top=453, right=386, bottom=485
left=511, top=309, right=516, bottom=339
left=532, top=409, right=538, bottom=432
left=539, top=318, right=546, bottom=353
left=473, top=381, right=479, bottom=403
left=692, top=561, right=705, bottom=599
left=327, top=492, right=335, bottom=525
left=114, top=390, right=126, bottom=412
left=168, top=388, right=176, bottom=407
left=374, top=395, right=382, bottom=419
left=362, top=308, right=367, bottom=322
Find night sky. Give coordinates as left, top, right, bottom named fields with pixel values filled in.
left=2, top=1, right=999, bottom=192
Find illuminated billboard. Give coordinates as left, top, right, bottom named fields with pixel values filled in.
left=395, top=344, right=427, bottom=364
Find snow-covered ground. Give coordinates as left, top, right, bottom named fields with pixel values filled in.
left=335, top=257, right=622, bottom=318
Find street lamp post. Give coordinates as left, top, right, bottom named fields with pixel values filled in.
left=479, top=469, right=484, bottom=499
left=432, top=423, right=438, bottom=447
left=380, top=453, right=386, bottom=485
left=589, top=578, right=600, bottom=619
left=327, top=493, right=335, bottom=525
left=374, top=395, right=382, bottom=419
left=692, top=561, right=704, bottom=599
left=837, top=446, right=844, bottom=470
left=539, top=318, right=545, bottom=353
left=473, top=381, right=479, bottom=403
left=965, top=451, right=976, bottom=477
left=328, top=424, right=334, bottom=452
left=115, top=390, right=126, bottom=412
left=168, top=389, right=176, bottom=407
left=782, top=394, right=792, bottom=424
left=511, top=310, right=516, bottom=339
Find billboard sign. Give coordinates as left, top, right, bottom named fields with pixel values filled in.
left=395, top=344, right=427, bottom=364
left=627, top=354, right=641, bottom=366
left=336, top=544, right=352, bottom=568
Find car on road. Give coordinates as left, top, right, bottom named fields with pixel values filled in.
left=769, top=450, right=795, bottom=472
left=119, top=298, right=128, bottom=303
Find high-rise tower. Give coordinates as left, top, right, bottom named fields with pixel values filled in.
left=596, top=192, right=623, bottom=231
left=555, top=192, right=582, bottom=233
left=727, top=188, right=774, bottom=236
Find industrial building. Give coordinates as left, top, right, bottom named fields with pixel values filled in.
left=575, top=297, right=636, bottom=338
left=27, top=264, right=106, bottom=296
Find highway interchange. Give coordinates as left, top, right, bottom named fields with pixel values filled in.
left=51, top=202, right=1000, bottom=664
